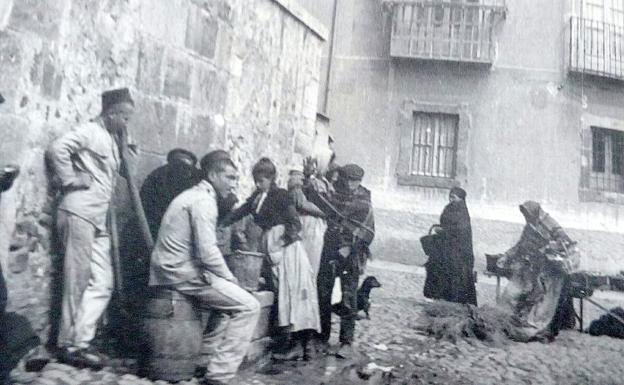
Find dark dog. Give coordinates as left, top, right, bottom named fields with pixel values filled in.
left=332, top=276, right=382, bottom=320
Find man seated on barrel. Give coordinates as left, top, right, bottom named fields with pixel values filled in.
left=149, top=150, right=260, bottom=385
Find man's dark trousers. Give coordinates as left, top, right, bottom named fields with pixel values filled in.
left=317, top=242, right=359, bottom=344
left=317, top=244, right=336, bottom=343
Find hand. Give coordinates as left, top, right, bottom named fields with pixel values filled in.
left=65, top=173, right=92, bottom=191
left=338, top=246, right=351, bottom=258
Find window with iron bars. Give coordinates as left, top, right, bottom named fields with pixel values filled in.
left=590, top=126, right=624, bottom=193
left=408, top=112, right=458, bottom=178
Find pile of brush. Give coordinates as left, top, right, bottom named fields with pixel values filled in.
left=415, top=301, right=534, bottom=345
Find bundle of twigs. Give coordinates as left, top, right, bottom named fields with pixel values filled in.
left=415, top=301, right=533, bottom=345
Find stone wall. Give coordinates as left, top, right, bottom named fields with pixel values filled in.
left=0, top=0, right=327, bottom=339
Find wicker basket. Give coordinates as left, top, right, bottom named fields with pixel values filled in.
left=485, top=254, right=512, bottom=278
left=486, top=254, right=499, bottom=273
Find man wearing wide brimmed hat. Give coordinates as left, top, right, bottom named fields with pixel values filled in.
left=48, top=87, right=135, bottom=369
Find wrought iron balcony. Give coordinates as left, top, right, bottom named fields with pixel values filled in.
left=385, top=0, right=506, bottom=64
left=569, top=16, right=624, bottom=81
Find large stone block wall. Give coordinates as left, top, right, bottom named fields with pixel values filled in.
left=0, top=0, right=326, bottom=338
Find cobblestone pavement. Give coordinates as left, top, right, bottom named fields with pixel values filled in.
left=10, top=261, right=624, bottom=385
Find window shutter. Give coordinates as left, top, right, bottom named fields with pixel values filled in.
left=396, top=119, right=413, bottom=176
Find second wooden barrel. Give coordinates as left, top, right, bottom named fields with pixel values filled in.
left=142, top=287, right=202, bottom=382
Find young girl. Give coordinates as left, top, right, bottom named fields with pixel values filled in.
left=223, top=157, right=320, bottom=360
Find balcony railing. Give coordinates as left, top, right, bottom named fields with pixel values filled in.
left=569, top=16, right=624, bottom=81
left=385, top=0, right=506, bottom=64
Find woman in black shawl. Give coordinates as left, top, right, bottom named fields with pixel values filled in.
left=433, top=187, right=477, bottom=305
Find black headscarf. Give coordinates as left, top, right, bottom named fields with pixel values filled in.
left=450, top=187, right=467, bottom=200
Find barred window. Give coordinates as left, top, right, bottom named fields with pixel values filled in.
left=590, top=126, right=624, bottom=193
left=409, top=112, right=458, bottom=178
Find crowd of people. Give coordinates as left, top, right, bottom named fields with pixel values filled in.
left=0, top=86, right=583, bottom=385
left=43, top=88, right=375, bottom=385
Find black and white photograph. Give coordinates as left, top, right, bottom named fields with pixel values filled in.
left=2, top=0, right=624, bottom=384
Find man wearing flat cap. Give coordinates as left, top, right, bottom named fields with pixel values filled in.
left=48, top=87, right=135, bottom=369
left=317, top=163, right=375, bottom=359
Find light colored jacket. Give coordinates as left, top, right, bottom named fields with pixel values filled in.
left=149, top=180, right=236, bottom=286
left=48, top=119, right=120, bottom=231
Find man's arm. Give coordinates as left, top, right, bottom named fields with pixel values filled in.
left=190, top=198, right=236, bottom=281
left=48, top=127, right=92, bottom=190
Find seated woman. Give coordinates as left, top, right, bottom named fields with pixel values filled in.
left=222, top=158, right=320, bottom=360
left=428, top=187, right=477, bottom=306
left=492, top=201, right=579, bottom=341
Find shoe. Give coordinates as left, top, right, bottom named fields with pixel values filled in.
left=315, top=339, right=330, bottom=354
left=302, top=342, right=313, bottom=361
left=194, top=366, right=208, bottom=378
left=272, top=344, right=304, bottom=361
left=58, top=347, right=104, bottom=370
left=334, top=343, right=356, bottom=360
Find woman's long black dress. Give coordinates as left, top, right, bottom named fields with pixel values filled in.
left=438, top=200, right=478, bottom=305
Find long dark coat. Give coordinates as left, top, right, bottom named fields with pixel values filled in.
left=439, top=200, right=477, bottom=305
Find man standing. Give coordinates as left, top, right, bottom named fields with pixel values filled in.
left=317, top=164, right=375, bottom=359
left=149, top=150, right=260, bottom=385
left=48, top=88, right=134, bottom=369
left=140, top=148, right=199, bottom=239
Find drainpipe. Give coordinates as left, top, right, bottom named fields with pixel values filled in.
left=322, top=0, right=339, bottom=115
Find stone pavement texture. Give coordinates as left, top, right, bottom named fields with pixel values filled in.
left=9, top=260, right=624, bottom=385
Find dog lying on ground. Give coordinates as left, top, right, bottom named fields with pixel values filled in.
left=332, top=276, right=382, bottom=320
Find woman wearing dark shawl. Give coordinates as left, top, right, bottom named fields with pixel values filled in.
left=428, top=187, right=477, bottom=305
left=493, top=201, right=579, bottom=341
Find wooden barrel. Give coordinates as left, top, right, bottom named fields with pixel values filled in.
left=225, top=251, right=266, bottom=291
left=142, top=287, right=202, bottom=382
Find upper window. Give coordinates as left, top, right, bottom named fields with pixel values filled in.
left=569, top=0, right=624, bottom=80
left=387, top=0, right=506, bottom=64
left=590, top=126, right=624, bottom=193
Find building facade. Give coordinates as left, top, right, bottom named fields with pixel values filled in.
left=301, top=0, right=624, bottom=272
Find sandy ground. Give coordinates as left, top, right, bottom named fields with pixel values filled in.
left=9, top=260, right=624, bottom=385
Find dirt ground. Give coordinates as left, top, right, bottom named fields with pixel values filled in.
left=9, top=260, right=624, bottom=385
